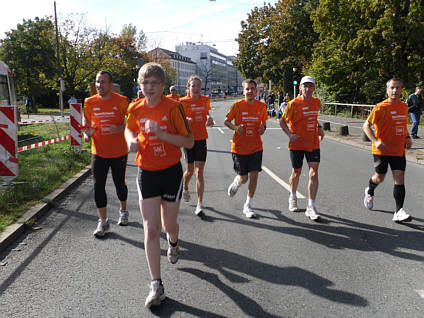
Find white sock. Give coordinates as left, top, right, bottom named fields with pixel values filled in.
left=233, top=175, right=241, bottom=186
left=245, top=196, right=252, bottom=206
left=290, top=192, right=297, bottom=199
left=100, top=218, right=108, bottom=223
left=308, top=199, right=315, bottom=207
left=197, top=202, right=202, bottom=209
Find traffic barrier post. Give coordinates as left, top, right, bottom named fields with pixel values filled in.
left=0, top=106, right=18, bottom=184
left=70, top=103, right=82, bottom=149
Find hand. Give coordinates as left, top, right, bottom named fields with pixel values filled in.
left=206, top=116, right=214, bottom=127
left=373, top=140, right=386, bottom=150
left=258, top=123, right=265, bottom=135
left=235, top=124, right=244, bottom=135
left=405, top=137, right=412, bottom=149
left=145, top=119, right=161, bottom=136
left=84, top=126, right=96, bottom=137
left=318, top=126, right=325, bottom=141
left=289, top=134, right=299, bottom=142
left=128, top=137, right=139, bottom=153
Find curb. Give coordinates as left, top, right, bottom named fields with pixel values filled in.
left=0, top=166, right=91, bottom=253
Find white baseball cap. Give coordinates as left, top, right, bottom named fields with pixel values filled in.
left=300, top=76, right=315, bottom=85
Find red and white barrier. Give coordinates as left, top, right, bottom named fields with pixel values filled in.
left=70, top=103, right=82, bottom=148
left=18, top=118, right=69, bottom=125
left=18, top=135, right=70, bottom=152
left=0, top=106, right=18, bottom=184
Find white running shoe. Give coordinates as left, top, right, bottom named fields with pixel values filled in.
left=288, top=197, right=298, bottom=212
left=145, top=280, right=165, bottom=308
left=118, top=209, right=129, bottom=226
left=363, top=187, right=374, bottom=210
left=93, top=219, right=110, bottom=238
left=305, top=206, right=320, bottom=221
left=166, top=233, right=180, bottom=264
left=227, top=180, right=241, bottom=197
left=243, top=204, right=256, bottom=218
left=195, top=204, right=205, bottom=217
left=183, top=189, right=190, bottom=202
left=392, top=208, right=412, bottom=223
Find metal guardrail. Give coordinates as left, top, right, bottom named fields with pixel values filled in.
left=323, top=102, right=374, bottom=118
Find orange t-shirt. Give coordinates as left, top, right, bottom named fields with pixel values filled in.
left=281, top=96, right=321, bottom=152
left=226, top=99, right=268, bottom=155
left=367, top=99, right=408, bottom=156
left=126, top=96, right=191, bottom=171
left=166, top=94, right=181, bottom=101
left=84, top=92, right=129, bottom=158
left=180, top=95, right=211, bottom=140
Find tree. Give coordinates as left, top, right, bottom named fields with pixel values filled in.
left=197, top=62, right=217, bottom=94
left=311, top=0, right=424, bottom=103
left=0, top=17, right=57, bottom=105
left=235, top=1, right=319, bottom=95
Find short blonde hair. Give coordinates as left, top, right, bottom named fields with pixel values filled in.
left=187, top=75, right=202, bottom=89
left=138, top=62, right=165, bottom=83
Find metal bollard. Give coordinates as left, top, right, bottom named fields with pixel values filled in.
left=339, top=125, right=349, bottom=136
left=323, top=122, right=331, bottom=131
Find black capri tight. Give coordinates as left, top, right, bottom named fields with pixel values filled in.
left=91, top=154, right=128, bottom=208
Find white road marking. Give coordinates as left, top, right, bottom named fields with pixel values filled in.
left=262, top=165, right=306, bottom=199
left=416, top=290, right=424, bottom=299
left=217, top=127, right=224, bottom=134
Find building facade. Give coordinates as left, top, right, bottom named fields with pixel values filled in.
left=176, top=42, right=243, bottom=95
left=150, top=48, right=197, bottom=95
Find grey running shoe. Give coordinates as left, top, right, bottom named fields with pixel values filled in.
left=183, top=189, right=190, bottom=202
left=288, top=197, right=298, bottom=212
left=93, top=219, right=110, bottom=238
left=243, top=204, right=256, bottom=218
left=305, top=206, right=320, bottom=221
left=166, top=233, right=180, bottom=264
left=392, top=208, right=412, bottom=223
left=363, top=187, right=374, bottom=210
left=227, top=180, right=241, bottom=197
left=118, top=209, right=129, bottom=226
left=145, top=280, right=165, bottom=308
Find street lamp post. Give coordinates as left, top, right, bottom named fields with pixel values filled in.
left=293, top=67, right=297, bottom=98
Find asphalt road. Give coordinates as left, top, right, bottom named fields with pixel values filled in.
left=1, top=100, right=423, bottom=317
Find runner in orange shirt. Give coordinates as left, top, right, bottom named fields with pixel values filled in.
left=363, top=78, right=413, bottom=223
left=125, top=63, right=193, bottom=308
left=166, top=85, right=181, bottom=101
left=280, top=76, right=324, bottom=221
left=83, top=70, right=130, bottom=237
left=180, top=75, right=214, bottom=217
left=224, top=79, right=267, bottom=218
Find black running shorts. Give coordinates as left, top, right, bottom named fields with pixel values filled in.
left=232, top=150, right=263, bottom=176
left=373, top=154, right=406, bottom=174
left=136, top=162, right=183, bottom=201
left=289, top=149, right=320, bottom=169
left=184, top=139, right=207, bottom=163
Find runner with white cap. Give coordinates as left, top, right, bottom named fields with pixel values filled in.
left=279, top=75, right=324, bottom=221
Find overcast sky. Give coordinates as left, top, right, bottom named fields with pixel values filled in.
left=1, top=0, right=278, bottom=57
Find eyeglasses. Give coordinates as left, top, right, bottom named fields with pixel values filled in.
left=140, top=81, right=162, bottom=87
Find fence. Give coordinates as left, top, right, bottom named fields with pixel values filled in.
left=321, top=102, right=374, bottom=118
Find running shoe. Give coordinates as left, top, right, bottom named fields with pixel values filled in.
left=118, top=209, right=129, bottom=226
left=183, top=189, right=190, bottom=202
left=166, top=233, right=180, bottom=264
left=243, top=204, right=256, bottom=218
left=363, top=187, right=374, bottom=210
left=195, top=204, right=205, bottom=217
left=288, top=197, right=298, bottom=212
left=227, top=180, right=241, bottom=197
left=145, top=280, right=165, bottom=308
left=93, top=219, right=110, bottom=238
left=392, top=208, right=412, bottom=223
left=305, top=206, right=320, bottom=221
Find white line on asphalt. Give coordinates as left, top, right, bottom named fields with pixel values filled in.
left=217, top=127, right=224, bottom=134
left=415, top=290, right=424, bottom=299
left=262, top=165, right=306, bottom=199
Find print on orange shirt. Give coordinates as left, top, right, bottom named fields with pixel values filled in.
left=367, top=99, right=409, bottom=156
left=84, top=92, right=129, bottom=158
left=281, top=96, right=321, bottom=152
left=226, top=99, right=268, bottom=155
left=126, top=96, right=191, bottom=171
left=180, top=95, right=211, bottom=140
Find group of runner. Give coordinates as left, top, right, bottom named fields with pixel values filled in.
left=82, top=63, right=413, bottom=308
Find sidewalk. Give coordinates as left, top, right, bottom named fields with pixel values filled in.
left=317, top=114, right=424, bottom=164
